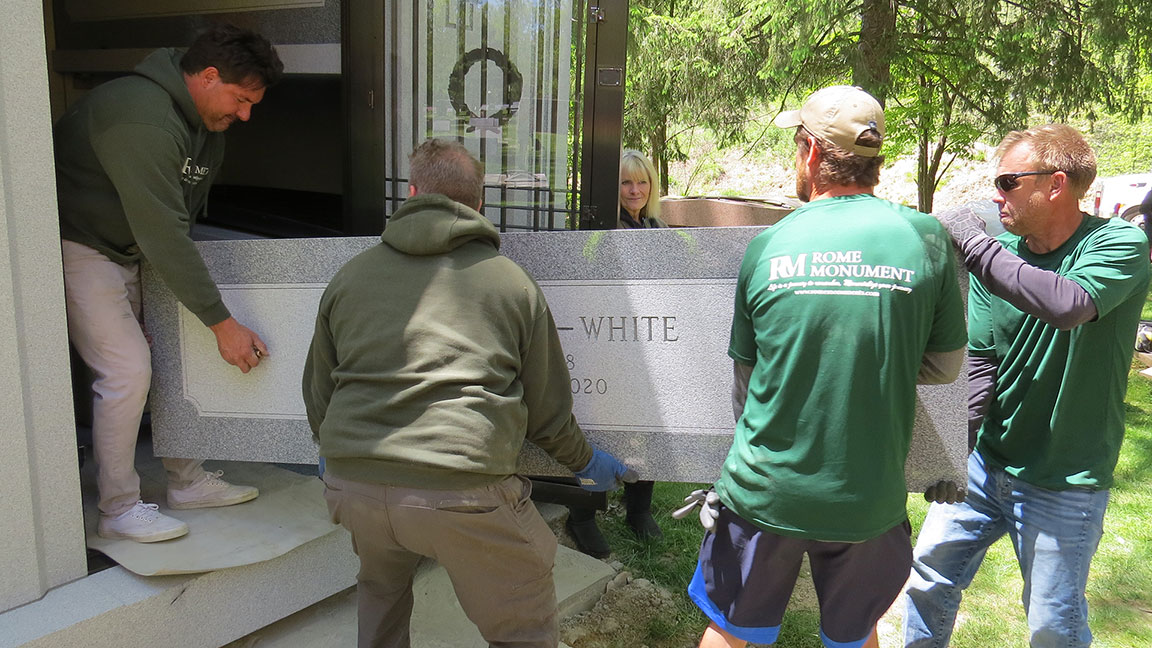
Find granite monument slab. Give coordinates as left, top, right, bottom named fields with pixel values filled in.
left=143, top=226, right=968, bottom=489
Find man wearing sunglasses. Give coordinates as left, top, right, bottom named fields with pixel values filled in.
left=905, top=124, right=1151, bottom=648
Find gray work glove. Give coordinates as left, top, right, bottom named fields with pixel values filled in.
left=924, top=480, right=966, bottom=504
left=672, top=488, right=721, bottom=532
left=1136, top=322, right=1152, bottom=353
left=934, top=203, right=988, bottom=248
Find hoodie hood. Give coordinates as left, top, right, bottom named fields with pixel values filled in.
left=134, top=48, right=204, bottom=131
left=381, top=194, right=501, bottom=255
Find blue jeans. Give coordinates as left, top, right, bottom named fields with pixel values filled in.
left=903, top=450, right=1109, bottom=648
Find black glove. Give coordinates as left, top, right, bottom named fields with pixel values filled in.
left=934, top=203, right=988, bottom=248
left=924, top=480, right=966, bottom=504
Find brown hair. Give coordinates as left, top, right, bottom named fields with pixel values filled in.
left=995, top=124, right=1097, bottom=199
left=795, top=127, right=884, bottom=189
left=409, top=139, right=484, bottom=208
left=180, top=24, right=283, bottom=88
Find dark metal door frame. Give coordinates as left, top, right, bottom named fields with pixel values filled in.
left=577, top=1, right=628, bottom=231
left=342, top=1, right=387, bottom=235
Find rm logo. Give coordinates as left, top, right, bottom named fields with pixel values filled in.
left=768, top=254, right=807, bottom=280
left=181, top=157, right=210, bottom=186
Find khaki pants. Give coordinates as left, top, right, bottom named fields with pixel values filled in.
left=61, top=241, right=204, bottom=516
left=322, top=473, right=559, bottom=648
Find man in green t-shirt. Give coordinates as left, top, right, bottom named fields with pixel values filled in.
left=904, top=124, right=1151, bottom=648
left=687, top=86, right=968, bottom=648
left=55, top=25, right=283, bottom=542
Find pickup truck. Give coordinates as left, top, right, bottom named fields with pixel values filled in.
left=1092, top=172, right=1152, bottom=227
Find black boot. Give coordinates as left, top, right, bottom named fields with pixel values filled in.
left=565, top=505, right=610, bottom=558
left=623, top=480, right=663, bottom=541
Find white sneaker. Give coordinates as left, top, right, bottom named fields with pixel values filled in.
left=168, top=470, right=259, bottom=510
left=98, top=501, right=189, bottom=543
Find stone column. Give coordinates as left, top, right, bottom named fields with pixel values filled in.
left=0, top=0, right=87, bottom=612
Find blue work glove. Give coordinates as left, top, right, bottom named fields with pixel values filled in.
left=934, top=202, right=988, bottom=249
left=573, top=447, right=638, bottom=492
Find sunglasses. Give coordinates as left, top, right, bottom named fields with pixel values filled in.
left=994, top=171, right=1058, bottom=192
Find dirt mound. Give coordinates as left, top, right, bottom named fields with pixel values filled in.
left=560, top=574, right=680, bottom=648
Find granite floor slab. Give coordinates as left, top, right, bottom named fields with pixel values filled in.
left=82, top=446, right=336, bottom=576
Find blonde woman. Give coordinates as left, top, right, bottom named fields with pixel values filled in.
left=617, top=149, right=668, bottom=228
left=566, top=150, right=666, bottom=558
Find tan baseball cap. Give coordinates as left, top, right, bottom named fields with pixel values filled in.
left=774, top=85, right=885, bottom=157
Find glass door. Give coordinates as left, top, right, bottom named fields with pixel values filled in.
left=345, top=0, right=626, bottom=233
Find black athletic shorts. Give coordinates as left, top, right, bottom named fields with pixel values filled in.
left=688, top=505, right=912, bottom=647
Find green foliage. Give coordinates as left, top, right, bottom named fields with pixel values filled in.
left=625, top=0, right=1152, bottom=211
left=868, top=0, right=1152, bottom=211
left=1083, top=110, right=1152, bottom=178
left=624, top=2, right=750, bottom=186
left=623, top=0, right=858, bottom=190
left=682, top=154, right=724, bottom=195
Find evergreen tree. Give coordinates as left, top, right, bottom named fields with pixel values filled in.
left=625, top=0, right=1152, bottom=211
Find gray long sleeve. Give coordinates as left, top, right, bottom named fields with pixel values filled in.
left=918, top=348, right=965, bottom=385
left=733, top=361, right=753, bottom=422
left=960, top=234, right=1097, bottom=330
left=967, top=354, right=998, bottom=453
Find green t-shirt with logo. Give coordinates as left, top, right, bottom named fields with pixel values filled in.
left=969, top=215, right=1150, bottom=491
left=718, top=194, right=967, bottom=542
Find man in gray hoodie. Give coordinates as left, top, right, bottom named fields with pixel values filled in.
left=54, top=25, right=283, bottom=542
left=303, top=138, right=635, bottom=648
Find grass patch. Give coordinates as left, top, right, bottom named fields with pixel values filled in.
left=593, top=356, right=1152, bottom=647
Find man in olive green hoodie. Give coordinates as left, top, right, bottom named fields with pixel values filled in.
left=303, top=139, right=636, bottom=648
left=55, top=25, right=283, bottom=542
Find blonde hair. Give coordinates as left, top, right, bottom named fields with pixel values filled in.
left=620, top=149, right=661, bottom=220
left=996, top=124, right=1097, bottom=199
